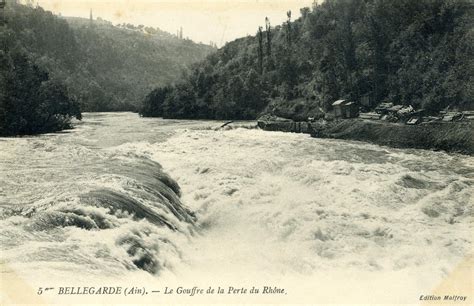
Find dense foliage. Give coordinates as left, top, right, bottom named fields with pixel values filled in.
left=141, top=0, right=473, bottom=120
left=2, top=1, right=214, bottom=113
left=0, top=50, right=81, bottom=136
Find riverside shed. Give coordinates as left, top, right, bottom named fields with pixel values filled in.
left=332, top=100, right=359, bottom=119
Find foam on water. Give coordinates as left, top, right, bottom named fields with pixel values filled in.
left=0, top=114, right=199, bottom=283
left=147, top=128, right=473, bottom=301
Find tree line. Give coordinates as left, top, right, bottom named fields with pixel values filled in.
left=141, top=0, right=473, bottom=120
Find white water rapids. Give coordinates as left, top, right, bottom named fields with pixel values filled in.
left=1, top=112, right=472, bottom=304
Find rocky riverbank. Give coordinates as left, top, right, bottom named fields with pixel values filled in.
left=257, top=119, right=474, bottom=155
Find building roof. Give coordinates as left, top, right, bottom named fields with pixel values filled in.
left=388, top=105, right=403, bottom=111
left=375, top=103, right=394, bottom=112
left=332, top=99, right=346, bottom=106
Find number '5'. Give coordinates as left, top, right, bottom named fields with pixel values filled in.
left=37, top=287, right=43, bottom=295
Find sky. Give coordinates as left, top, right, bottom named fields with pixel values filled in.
left=35, top=0, right=316, bottom=46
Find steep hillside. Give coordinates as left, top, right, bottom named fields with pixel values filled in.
left=2, top=1, right=214, bottom=112
left=141, top=0, right=473, bottom=120
left=1, top=2, right=83, bottom=136
left=0, top=47, right=81, bottom=136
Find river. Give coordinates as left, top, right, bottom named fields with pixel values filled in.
left=1, top=112, right=472, bottom=304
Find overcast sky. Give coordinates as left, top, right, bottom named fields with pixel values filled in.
left=35, top=0, right=315, bottom=46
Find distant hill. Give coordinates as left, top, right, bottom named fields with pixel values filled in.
left=141, top=0, right=473, bottom=120
left=2, top=1, right=215, bottom=112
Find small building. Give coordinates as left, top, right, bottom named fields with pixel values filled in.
left=387, top=105, right=404, bottom=114
left=344, top=102, right=359, bottom=118
left=332, top=100, right=359, bottom=119
left=332, top=100, right=346, bottom=118
left=406, top=117, right=421, bottom=125
left=360, top=95, right=374, bottom=109
left=462, top=111, right=474, bottom=121
left=359, top=112, right=381, bottom=120
left=442, top=112, right=463, bottom=122
left=375, top=102, right=394, bottom=114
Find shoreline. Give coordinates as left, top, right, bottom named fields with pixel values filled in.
left=257, top=119, right=474, bottom=155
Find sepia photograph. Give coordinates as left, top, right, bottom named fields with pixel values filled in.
left=0, top=0, right=473, bottom=304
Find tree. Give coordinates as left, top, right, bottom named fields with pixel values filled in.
left=286, top=10, right=292, bottom=48
left=140, top=86, right=171, bottom=117
left=257, top=26, right=264, bottom=74
left=265, top=17, right=272, bottom=57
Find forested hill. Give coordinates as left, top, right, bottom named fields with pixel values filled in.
left=2, top=1, right=214, bottom=112
left=141, top=0, right=473, bottom=120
